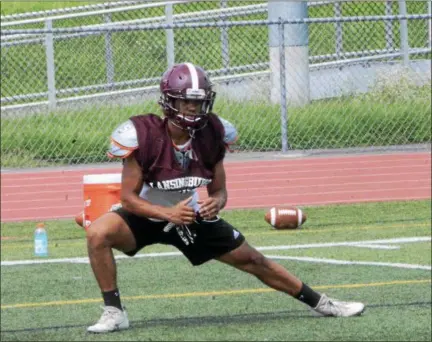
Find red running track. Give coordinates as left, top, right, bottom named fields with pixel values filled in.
left=1, top=152, right=430, bottom=222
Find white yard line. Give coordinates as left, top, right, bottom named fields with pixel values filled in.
left=266, top=255, right=431, bottom=271
left=349, top=244, right=400, bottom=250
left=1, top=236, right=430, bottom=267
left=254, top=236, right=431, bottom=252
left=0, top=251, right=182, bottom=266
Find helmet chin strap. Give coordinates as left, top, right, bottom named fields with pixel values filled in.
left=187, top=127, right=196, bottom=138
left=169, top=118, right=197, bottom=138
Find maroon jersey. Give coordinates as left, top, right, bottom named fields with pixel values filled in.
left=129, top=114, right=226, bottom=193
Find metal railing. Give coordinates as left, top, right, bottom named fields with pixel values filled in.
left=5, top=1, right=429, bottom=109
left=0, top=1, right=430, bottom=168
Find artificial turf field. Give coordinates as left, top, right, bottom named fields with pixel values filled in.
left=1, top=200, right=431, bottom=341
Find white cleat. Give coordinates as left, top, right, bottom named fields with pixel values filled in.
left=312, top=294, right=365, bottom=317
left=87, top=306, right=130, bottom=333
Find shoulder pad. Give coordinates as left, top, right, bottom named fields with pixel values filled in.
left=107, top=120, right=138, bottom=159
left=218, top=117, right=238, bottom=145
left=111, top=120, right=138, bottom=149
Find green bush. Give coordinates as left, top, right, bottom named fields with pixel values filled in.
left=1, top=84, right=430, bottom=168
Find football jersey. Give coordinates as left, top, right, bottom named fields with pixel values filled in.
left=108, top=114, right=238, bottom=219
left=130, top=114, right=228, bottom=217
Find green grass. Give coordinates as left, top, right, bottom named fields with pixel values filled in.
left=2, top=199, right=431, bottom=260
left=1, top=199, right=431, bottom=340
left=1, top=83, right=430, bottom=167
left=0, top=1, right=99, bottom=16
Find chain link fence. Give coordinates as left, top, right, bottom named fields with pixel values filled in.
left=1, top=1, right=431, bottom=168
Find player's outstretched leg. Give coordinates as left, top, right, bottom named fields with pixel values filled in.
left=216, top=241, right=365, bottom=317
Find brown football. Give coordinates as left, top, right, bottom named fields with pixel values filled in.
left=264, top=206, right=307, bottom=229
left=74, top=210, right=84, bottom=228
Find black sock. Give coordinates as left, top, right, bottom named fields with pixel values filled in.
left=102, top=289, right=122, bottom=310
left=295, top=283, right=322, bottom=308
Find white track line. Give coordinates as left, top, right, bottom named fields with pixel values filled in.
left=266, top=255, right=431, bottom=270
left=2, top=163, right=430, bottom=187
left=206, top=164, right=430, bottom=177
left=3, top=185, right=431, bottom=212
left=1, top=182, right=82, bottom=189
left=227, top=179, right=431, bottom=193
left=1, top=196, right=82, bottom=204
left=227, top=185, right=432, bottom=201
left=2, top=178, right=430, bottom=205
left=1, top=236, right=430, bottom=266
left=224, top=171, right=431, bottom=185
left=2, top=178, right=427, bottom=201
left=1, top=153, right=429, bottom=178
left=2, top=171, right=429, bottom=190
left=227, top=195, right=432, bottom=209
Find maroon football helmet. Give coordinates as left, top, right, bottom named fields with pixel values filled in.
left=159, top=63, right=216, bottom=134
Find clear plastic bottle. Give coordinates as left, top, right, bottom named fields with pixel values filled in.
left=34, top=222, right=48, bottom=257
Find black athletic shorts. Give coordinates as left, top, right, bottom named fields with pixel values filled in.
left=113, top=208, right=245, bottom=266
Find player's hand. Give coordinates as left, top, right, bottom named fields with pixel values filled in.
left=168, top=196, right=195, bottom=225
left=197, top=197, right=222, bottom=220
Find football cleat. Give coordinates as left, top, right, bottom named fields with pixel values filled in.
left=87, top=306, right=130, bottom=333
left=312, top=294, right=365, bottom=317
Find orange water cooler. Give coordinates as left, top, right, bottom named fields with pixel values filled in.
left=81, top=173, right=122, bottom=229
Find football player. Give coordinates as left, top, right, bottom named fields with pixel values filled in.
left=86, top=62, right=365, bottom=333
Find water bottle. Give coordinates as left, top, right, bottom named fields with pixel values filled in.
left=34, top=222, right=48, bottom=257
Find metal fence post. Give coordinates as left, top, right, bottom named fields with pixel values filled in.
left=398, top=0, right=410, bottom=66
left=428, top=0, right=431, bottom=49
left=385, top=0, right=393, bottom=51
left=45, top=19, right=56, bottom=109
left=334, top=1, right=343, bottom=58
left=278, top=19, right=288, bottom=153
left=220, top=0, right=230, bottom=72
left=268, top=1, right=310, bottom=107
left=165, top=3, right=175, bottom=68
left=104, top=12, right=115, bottom=89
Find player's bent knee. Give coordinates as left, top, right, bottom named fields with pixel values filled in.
left=86, top=213, right=125, bottom=247
left=86, top=228, right=111, bottom=249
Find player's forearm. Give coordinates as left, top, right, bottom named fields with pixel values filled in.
left=121, top=194, right=171, bottom=221
left=208, top=188, right=228, bottom=210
